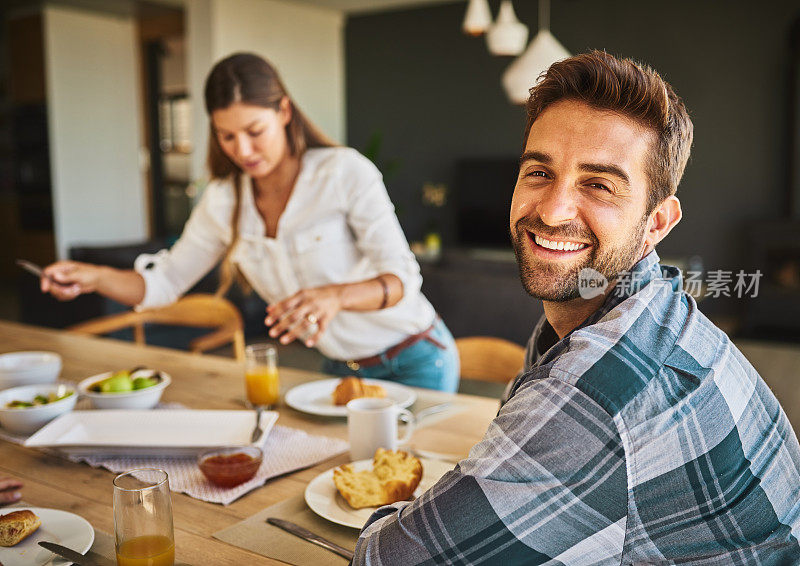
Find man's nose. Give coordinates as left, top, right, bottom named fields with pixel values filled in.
left=536, top=183, right=578, bottom=226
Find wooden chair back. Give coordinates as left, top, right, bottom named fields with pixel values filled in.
left=68, top=294, right=246, bottom=361
left=455, top=336, right=526, bottom=384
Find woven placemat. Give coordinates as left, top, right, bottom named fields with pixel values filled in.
left=213, top=494, right=360, bottom=566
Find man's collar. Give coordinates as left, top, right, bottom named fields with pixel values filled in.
left=630, top=249, right=661, bottom=280
left=577, top=250, right=662, bottom=328
left=530, top=251, right=665, bottom=369
left=542, top=251, right=662, bottom=342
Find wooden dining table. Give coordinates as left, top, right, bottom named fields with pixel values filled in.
left=0, top=320, right=500, bottom=565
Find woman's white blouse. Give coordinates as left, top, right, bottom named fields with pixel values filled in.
left=134, top=147, right=436, bottom=360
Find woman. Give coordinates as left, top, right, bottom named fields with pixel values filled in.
left=41, top=53, right=459, bottom=392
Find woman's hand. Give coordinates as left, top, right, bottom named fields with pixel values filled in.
left=40, top=261, right=104, bottom=301
left=265, top=285, right=344, bottom=347
left=0, top=477, right=22, bottom=506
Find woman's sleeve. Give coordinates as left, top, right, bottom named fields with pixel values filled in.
left=134, top=183, right=231, bottom=310
left=341, top=151, right=423, bottom=297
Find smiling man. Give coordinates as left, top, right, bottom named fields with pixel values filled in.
left=353, top=51, right=800, bottom=564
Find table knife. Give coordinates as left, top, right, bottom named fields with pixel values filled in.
left=413, top=402, right=452, bottom=422
left=399, top=402, right=453, bottom=424
left=409, top=447, right=462, bottom=464
left=38, top=541, right=100, bottom=565
left=16, top=259, right=55, bottom=282
left=266, top=517, right=354, bottom=561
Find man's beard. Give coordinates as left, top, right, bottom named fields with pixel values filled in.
left=511, top=215, right=648, bottom=302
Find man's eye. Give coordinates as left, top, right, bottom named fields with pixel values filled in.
left=526, top=170, right=548, bottom=178
left=588, top=182, right=611, bottom=191
left=249, top=130, right=263, bottom=137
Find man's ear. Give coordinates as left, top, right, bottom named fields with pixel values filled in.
left=644, top=195, right=682, bottom=248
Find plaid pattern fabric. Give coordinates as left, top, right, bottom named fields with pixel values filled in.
left=353, top=252, right=800, bottom=565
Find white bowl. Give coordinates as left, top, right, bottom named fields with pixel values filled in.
left=0, top=351, right=62, bottom=389
left=0, top=382, right=77, bottom=434
left=78, top=369, right=171, bottom=410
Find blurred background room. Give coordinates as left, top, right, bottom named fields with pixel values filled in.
left=1, top=0, right=799, bottom=419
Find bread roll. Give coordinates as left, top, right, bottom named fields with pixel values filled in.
left=333, top=448, right=423, bottom=509
left=0, top=509, right=41, bottom=546
left=332, top=377, right=386, bottom=406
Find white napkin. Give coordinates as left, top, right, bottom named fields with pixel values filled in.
left=72, top=424, right=348, bottom=505
left=1, top=401, right=348, bottom=506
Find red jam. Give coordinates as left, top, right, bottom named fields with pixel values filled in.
left=199, top=451, right=261, bottom=487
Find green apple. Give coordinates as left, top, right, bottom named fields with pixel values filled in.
left=100, top=372, right=134, bottom=393
left=132, top=376, right=157, bottom=390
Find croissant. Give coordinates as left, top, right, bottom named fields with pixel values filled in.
left=332, top=376, right=386, bottom=406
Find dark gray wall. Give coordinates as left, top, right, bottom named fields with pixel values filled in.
left=346, top=0, right=800, bottom=318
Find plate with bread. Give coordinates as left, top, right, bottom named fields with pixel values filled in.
left=304, top=448, right=454, bottom=529
left=285, top=377, right=416, bottom=417
left=0, top=507, right=94, bottom=565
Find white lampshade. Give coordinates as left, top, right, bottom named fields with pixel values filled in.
left=462, top=0, right=492, bottom=36
left=486, top=1, right=528, bottom=56
left=502, top=29, right=570, bottom=104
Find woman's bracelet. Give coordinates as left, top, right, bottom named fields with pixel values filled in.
left=378, top=276, right=390, bottom=309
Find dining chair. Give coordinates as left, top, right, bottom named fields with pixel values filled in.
left=68, top=294, right=246, bottom=361
left=455, top=336, right=526, bottom=384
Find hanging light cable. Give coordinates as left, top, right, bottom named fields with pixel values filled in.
left=501, top=0, right=570, bottom=104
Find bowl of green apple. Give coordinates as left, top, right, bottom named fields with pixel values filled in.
left=77, top=368, right=171, bottom=410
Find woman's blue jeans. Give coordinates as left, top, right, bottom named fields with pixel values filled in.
left=321, top=319, right=460, bottom=393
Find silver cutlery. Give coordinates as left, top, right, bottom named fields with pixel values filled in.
left=400, top=402, right=453, bottom=424
left=38, top=541, right=101, bottom=565
left=408, top=447, right=463, bottom=464
left=251, top=406, right=264, bottom=443
left=266, top=517, right=354, bottom=561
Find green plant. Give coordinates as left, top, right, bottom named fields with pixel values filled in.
left=362, top=131, right=401, bottom=182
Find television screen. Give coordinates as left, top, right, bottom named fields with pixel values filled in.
left=454, top=158, right=519, bottom=248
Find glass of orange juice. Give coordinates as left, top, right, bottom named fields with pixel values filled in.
left=113, top=468, right=175, bottom=566
left=245, top=343, right=279, bottom=408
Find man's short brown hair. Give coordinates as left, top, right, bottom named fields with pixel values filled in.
left=525, top=50, right=693, bottom=213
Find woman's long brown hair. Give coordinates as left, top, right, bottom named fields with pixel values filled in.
left=204, top=52, right=336, bottom=296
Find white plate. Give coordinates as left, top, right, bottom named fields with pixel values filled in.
left=285, top=378, right=416, bottom=417
left=0, top=507, right=94, bottom=566
left=24, top=409, right=278, bottom=457
left=304, top=457, right=454, bottom=529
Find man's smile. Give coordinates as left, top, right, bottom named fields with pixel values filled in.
left=527, top=231, right=591, bottom=258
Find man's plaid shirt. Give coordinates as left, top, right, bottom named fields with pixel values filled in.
left=353, top=252, right=800, bottom=565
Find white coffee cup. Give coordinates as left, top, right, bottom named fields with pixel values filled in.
left=346, top=398, right=415, bottom=461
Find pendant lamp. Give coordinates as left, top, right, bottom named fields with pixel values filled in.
left=502, top=0, right=570, bottom=104
left=486, top=1, right=528, bottom=56
left=462, top=0, right=492, bottom=36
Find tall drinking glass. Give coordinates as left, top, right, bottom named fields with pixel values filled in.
left=245, top=343, right=279, bottom=408
left=113, top=468, right=175, bottom=566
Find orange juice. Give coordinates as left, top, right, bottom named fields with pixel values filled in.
left=246, top=365, right=280, bottom=406
left=116, top=534, right=175, bottom=566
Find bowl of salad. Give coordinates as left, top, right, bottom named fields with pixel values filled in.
left=78, top=368, right=170, bottom=410
left=0, top=382, right=77, bottom=434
